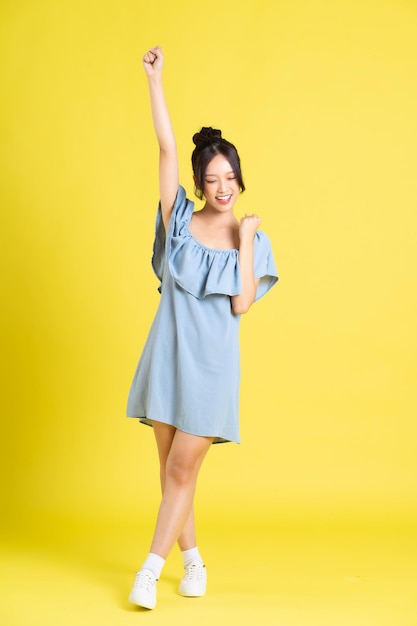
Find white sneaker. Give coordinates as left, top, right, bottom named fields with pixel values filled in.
left=129, top=569, right=157, bottom=609
left=178, top=561, right=207, bottom=597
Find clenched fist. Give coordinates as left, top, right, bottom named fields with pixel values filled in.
left=142, top=46, right=164, bottom=77
left=239, top=213, right=261, bottom=242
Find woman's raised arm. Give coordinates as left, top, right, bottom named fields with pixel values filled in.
left=143, top=46, right=178, bottom=231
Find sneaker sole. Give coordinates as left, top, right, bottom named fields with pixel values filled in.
left=178, top=586, right=206, bottom=597
left=128, top=593, right=156, bottom=610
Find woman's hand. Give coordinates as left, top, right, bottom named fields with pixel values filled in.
left=239, top=213, right=261, bottom=242
left=142, top=46, right=164, bottom=77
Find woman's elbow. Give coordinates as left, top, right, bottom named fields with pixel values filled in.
left=231, top=298, right=254, bottom=315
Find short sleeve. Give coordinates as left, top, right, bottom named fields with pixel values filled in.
left=151, top=186, right=193, bottom=292
left=253, top=231, right=279, bottom=301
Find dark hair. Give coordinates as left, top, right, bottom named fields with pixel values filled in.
left=191, top=127, right=245, bottom=200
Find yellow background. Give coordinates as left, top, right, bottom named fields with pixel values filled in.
left=1, top=1, right=416, bottom=624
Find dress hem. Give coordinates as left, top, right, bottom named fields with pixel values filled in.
left=126, top=414, right=240, bottom=445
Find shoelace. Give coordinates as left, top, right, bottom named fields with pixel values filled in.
left=183, top=562, right=205, bottom=581
left=134, top=570, right=156, bottom=592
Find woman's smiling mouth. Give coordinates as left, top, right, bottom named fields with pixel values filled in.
left=216, top=194, right=232, bottom=205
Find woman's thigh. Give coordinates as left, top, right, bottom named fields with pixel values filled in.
left=152, top=420, right=177, bottom=467
left=166, top=429, right=214, bottom=480
left=153, top=422, right=213, bottom=476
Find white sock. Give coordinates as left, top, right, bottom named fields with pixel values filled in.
left=181, top=547, right=203, bottom=568
left=141, top=552, right=165, bottom=580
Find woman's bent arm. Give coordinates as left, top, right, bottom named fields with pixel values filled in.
left=231, top=214, right=261, bottom=314
left=143, top=46, right=178, bottom=230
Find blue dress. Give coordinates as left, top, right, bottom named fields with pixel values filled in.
left=127, top=186, right=278, bottom=443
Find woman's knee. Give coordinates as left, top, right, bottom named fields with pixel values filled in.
left=165, top=431, right=213, bottom=487
left=165, top=455, right=197, bottom=487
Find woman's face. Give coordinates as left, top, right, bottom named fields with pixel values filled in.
left=202, top=154, right=240, bottom=212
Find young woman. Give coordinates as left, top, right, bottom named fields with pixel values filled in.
left=126, top=46, right=278, bottom=610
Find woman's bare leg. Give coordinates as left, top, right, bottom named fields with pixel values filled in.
left=150, top=421, right=213, bottom=558
left=153, top=422, right=200, bottom=550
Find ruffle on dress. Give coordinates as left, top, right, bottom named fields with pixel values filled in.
left=152, top=186, right=278, bottom=301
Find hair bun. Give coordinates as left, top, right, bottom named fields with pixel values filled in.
left=192, top=127, right=222, bottom=147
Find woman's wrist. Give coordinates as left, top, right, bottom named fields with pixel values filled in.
left=147, top=73, right=164, bottom=90
left=239, top=233, right=256, bottom=248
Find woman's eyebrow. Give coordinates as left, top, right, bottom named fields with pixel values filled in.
left=205, top=170, right=234, bottom=177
